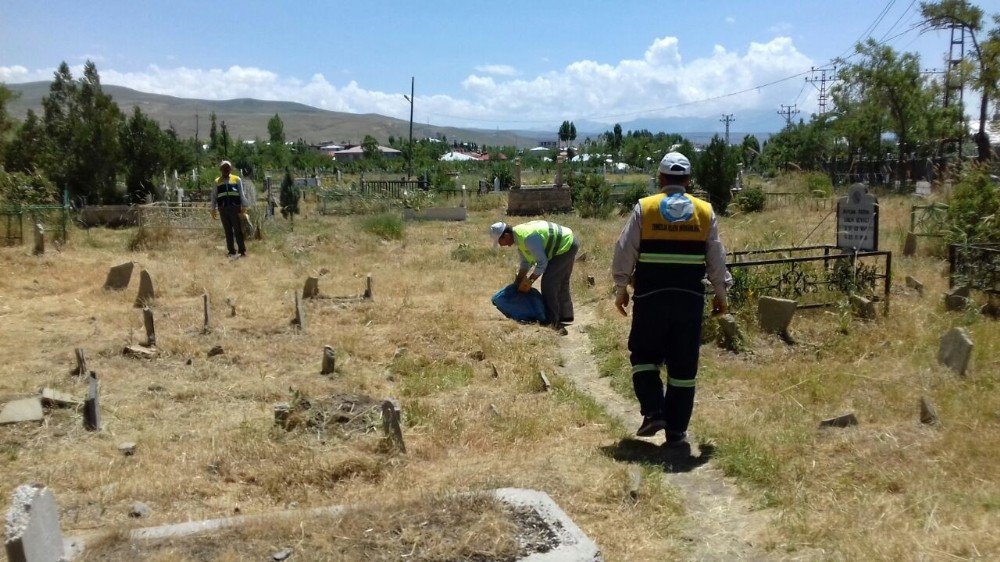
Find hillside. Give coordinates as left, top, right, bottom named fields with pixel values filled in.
left=5, top=82, right=549, bottom=148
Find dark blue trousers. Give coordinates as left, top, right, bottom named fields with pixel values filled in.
left=628, top=291, right=704, bottom=435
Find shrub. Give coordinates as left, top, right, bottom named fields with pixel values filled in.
left=361, top=212, right=404, bottom=240
left=279, top=170, right=301, bottom=219
left=694, top=135, right=738, bottom=214
left=616, top=182, right=651, bottom=216
left=947, top=168, right=1000, bottom=244
left=0, top=171, right=57, bottom=206
left=803, top=172, right=833, bottom=197
left=573, top=174, right=614, bottom=219
left=736, top=187, right=766, bottom=213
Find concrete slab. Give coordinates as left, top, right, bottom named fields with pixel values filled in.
left=0, top=398, right=44, bottom=425
left=938, top=327, right=973, bottom=376
left=757, top=296, right=797, bottom=334
left=4, top=484, right=64, bottom=562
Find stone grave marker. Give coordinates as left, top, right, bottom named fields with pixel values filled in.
left=758, top=296, right=797, bottom=335
left=538, top=371, right=552, bottom=392
left=938, top=327, right=973, bottom=376
left=72, top=348, right=87, bottom=377
left=292, top=294, right=305, bottom=331
left=849, top=294, right=877, bottom=320
left=944, top=285, right=970, bottom=311
left=104, top=262, right=134, bottom=290
left=837, top=184, right=879, bottom=251
left=905, top=276, right=924, bottom=295
left=919, top=396, right=938, bottom=425
left=4, top=484, right=65, bottom=562
left=302, top=277, right=320, bottom=299
left=32, top=223, right=44, bottom=256
left=819, top=413, right=858, bottom=428
left=716, top=314, right=744, bottom=352
left=142, top=307, right=156, bottom=347
left=40, top=388, right=80, bottom=409
left=915, top=180, right=932, bottom=196
left=902, top=232, right=917, bottom=256
left=381, top=399, right=406, bottom=453
left=83, top=372, right=101, bottom=431
left=363, top=274, right=373, bottom=300
left=321, top=346, right=336, bottom=375
left=202, top=293, right=211, bottom=333
left=0, top=398, right=44, bottom=425
left=134, top=270, right=155, bottom=308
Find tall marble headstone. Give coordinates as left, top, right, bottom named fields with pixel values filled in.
left=837, top=184, right=879, bottom=251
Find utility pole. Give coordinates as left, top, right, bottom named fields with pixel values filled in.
left=778, top=104, right=800, bottom=128
left=720, top=114, right=735, bottom=145
left=403, top=77, right=414, bottom=180
left=943, top=22, right=966, bottom=159
left=195, top=112, right=199, bottom=145
left=805, top=66, right=837, bottom=116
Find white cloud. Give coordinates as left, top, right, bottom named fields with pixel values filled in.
left=473, top=64, right=518, bottom=77
left=725, top=16, right=736, bottom=24
left=1, top=36, right=814, bottom=128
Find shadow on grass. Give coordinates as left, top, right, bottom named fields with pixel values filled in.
left=600, top=438, right=714, bottom=474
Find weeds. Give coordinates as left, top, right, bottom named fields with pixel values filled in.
left=360, top=212, right=404, bottom=240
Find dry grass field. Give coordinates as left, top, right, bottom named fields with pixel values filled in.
left=1, top=183, right=997, bottom=561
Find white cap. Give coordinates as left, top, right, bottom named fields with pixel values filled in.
left=219, top=160, right=232, bottom=169
left=658, top=152, right=691, bottom=176
left=489, top=221, right=508, bottom=247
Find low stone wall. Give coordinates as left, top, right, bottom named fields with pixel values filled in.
left=507, top=187, right=573, bottom=216
left=78, top=206, right=139, bottom=228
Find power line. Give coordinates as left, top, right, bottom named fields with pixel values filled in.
left=778, top=104, right=800, bottom=127
left=805, top=66, right=838, bottom=115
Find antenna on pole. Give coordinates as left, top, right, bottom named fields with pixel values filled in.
left=805, top=66, right=837, bottom=116
left=720, top=114, right=735, bottom=145
left=778, top=104, right=800, bottom=127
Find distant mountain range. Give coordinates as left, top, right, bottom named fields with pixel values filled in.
left=6, top=82, right=778, bottom=148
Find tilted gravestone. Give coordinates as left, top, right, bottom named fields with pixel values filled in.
left=302, top=277, right=320, bottom=299
left=902, top=232, right=917, bottom=256
left=938, top=327, right=973, bottom=376
left=32, top=224, right=44, bottom=256
left=944, top=285, right=971, bottom=312
left=321, top=346, right=336, bottom=375
left=919, top=396, right=939, bottom=425
left=4, top=484, right=65, bottom=562
left=849, top=294, right=877, bottom=320
left=103, top=262, right=134, bottom=290
left=363, top=274, right=373, bottom=300
left=83, top=372, right=101, bottom=431
left=202, top=293, right=211, bottom=333
left=716, top=314, right=744, bottom=352
left=142, top=307, right=156, bottom=347
left=134, top=270, right=155, bottom=308
left=381, top=400, right=406, bottom=453
left=836, top=184, right=879, bottom=251
left=758, top=296, right=797, bottom=335
left=905, top=276, right=924, bottom=295
left=291, top=294, right=305, bottom=331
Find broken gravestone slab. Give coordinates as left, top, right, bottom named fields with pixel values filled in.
left=849, top=294, right=877, bottom=320
left=381, top=399, right=406, bottom=454
left=33, top=223, right=44, bottom=256
left=819, top=413, right=858, bottom=428
left=919, top=396, right=939, bottom=425
left=40, top=388, right=80, bottom=409
left=0, top=398, right=44, bottom=425
left=321, top=346, right=336, bottom=375
left=103, top=262, right=134, bottom=290
left=134, top=270, right=155, bottom=308
left=757, top=296, right=797, bottom=336
left=4, top=484, right=65, bottom=562
left=905, top=275, right=924, bottom=295
left=938, top=327, right=973, bottom=376
left=302, top=277, right=320, bottom=299
left=944, top=285, right=970, bottom=312
left=291, top=294, right=305, bottom=331
left=716, top=314, right=744, bottom=352
left=83, top=372, right=100, bottom=431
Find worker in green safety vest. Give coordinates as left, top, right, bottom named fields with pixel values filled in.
left=490, top=220, right=579, bottom=333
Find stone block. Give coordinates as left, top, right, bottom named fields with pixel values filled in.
left=381, top=400, right=406, bottom=454
left=321, top=346, right=336, bottom=375
left=905, top=275, right=923, bottom=295
left=938, top=327, right=973, bottom=376
left=4, top=484, right=64, bottom=562
left=0, top=398, right=44, bottom=425
left=40, top=388, right=80, bottom=409
left=716, top=314, right=744, bottom=352
left=902, top=232, right=917, bottom=256
left=302, top=277, right=319, bottom=299
left=83, top=372, right=100, bottom=431
left=919, top=396, right=938, bottom=425
left=819, top=413, right=858, bottom=428
left=134, top=270, right=155, bottom=308
left=850, top=294, right=877, bottom=320
left=944, top=285, right=971, bottom=311
left=757, top=296, right=797, bottom=334
left=103, top=262, right=134, bottom=290
left=32, top=224, right=44, bottom=256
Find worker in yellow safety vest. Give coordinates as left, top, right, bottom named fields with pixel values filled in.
left=611, top=151, right=732, bottom=446
left=490, top=219, right=579, bottom=333
left=210, top=160, right=250, bottom=259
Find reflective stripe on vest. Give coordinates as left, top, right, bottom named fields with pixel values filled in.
left=215, top=174, right=242, bottom=199
left=513, top=221, right=574, bottom=263
left=637, top=253, right=705, bottom=265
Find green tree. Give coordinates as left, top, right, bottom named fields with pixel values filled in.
left=42, top=61, right=124, bottom=202
left=695, top=135, right=738, bottom=214
left=209, top=112, right=218, bottom=151
left=0, top=84, right=18, bottom=165
left=219, top=120, right=231, bottom=157
left=612, top=123, right=623, bottom=155
left=4, top=110, right=47, bottom=173
left=120, top=106, right=168, bottom=202
left=921, top=0, right=1000, bottom=162
left=740, top=134, right=760, bottom=168
left=279, top=168, right=300, bottom=219
left=558, top=121, right=570, bottom=146
left=361, top=134, right=380, bottom=160
left=569, top=122, right=577, bottom=146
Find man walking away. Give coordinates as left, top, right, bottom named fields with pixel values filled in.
left=211, top=160, right=250, bottom=259
left=611, top=152, right=731, bottom=446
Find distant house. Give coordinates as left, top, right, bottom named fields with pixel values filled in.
left=328, top=145, right=402, bottom=161
left=439, top=151, right=478, bottom=162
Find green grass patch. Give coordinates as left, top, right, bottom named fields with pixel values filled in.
left=393, top=357, right=474, bottom=397
left=450, top=243, right=502, bottom=264
left=360, top=212, right=404, bottom=240
left=712, top=434, right=782, bottom=489
left=586, top=321, right=633, bottom=399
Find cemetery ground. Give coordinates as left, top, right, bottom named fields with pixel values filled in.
left=1, top=188, right=998, bottom=560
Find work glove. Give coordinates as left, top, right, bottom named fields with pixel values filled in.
left=211, top=210, right=218, bottom=220
left=614, top=285, right=630, bottom=316
left=712, top=295, right=729, bottom=316
left=517, top=278, right=533, bottom=293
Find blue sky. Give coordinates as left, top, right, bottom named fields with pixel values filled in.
left=2, top=1, right=999, bottom=130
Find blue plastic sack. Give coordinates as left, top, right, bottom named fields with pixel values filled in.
left=492, top=283, right=547, bottom=323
